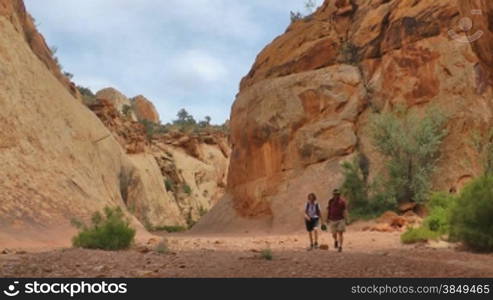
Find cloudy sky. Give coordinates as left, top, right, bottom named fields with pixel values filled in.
left=24, top=0, right=321, bottom=124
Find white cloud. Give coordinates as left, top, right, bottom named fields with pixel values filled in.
left=173, top=50, right=228, bottom=85
left=23, top=0, right=312, bottom=123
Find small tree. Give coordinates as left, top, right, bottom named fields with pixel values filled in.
left=290, top=0, right=318, bottom=23
left=122, top=104, right=132, bottom=119
left=77, top=86, right=97, bottom=106
left=370, top=106, right=448, bottom=204
left=472, top=129, right=493, bottom=175
left=174, top=109, right=196, bottom=125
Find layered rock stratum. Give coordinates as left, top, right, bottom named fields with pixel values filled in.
left=197, top=0, right=493, bottom=232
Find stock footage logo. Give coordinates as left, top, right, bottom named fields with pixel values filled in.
left=3, top=281, right=20, bottom=297
left=448, top=9, right=484, bottom=43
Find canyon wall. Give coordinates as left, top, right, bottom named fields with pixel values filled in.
left=197, top=0, right=493, bottom=233
left=0, top=0, right=229, bottom=247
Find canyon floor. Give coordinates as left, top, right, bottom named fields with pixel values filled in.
left=1, top=222, right=493, bottom=278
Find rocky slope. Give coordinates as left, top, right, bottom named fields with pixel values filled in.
left=197, top=0, right=493, bottom=232
left=0, top=0, right=229, bottom=248
left=89, top=91, right=230, bottom=228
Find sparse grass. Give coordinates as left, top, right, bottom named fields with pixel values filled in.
left=155, top=240, right=170, bottom=254
left=260, top=249, right=273, bottom=260
left=71, top=206, right=135, bottom=251
left=198, top=206, right=208, bottom=217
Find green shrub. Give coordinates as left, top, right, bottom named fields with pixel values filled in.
left=72, top=206, right=135, bottom=250
left=399, top=192, right=456, bottom=244
left=450, top=176, right=493, bottom=252
left=183, top=184, right=192, bottom=195
left=260, top=249, right=273, bottom=260
left=401, top=227, right=441, bottom=244
left=164, top=179, right=174, bottom=192
left=423, top=192, right=456, bottom=234
left=122, top=104, right=132, bottom=118
left=341, top=157, right=396, bottom=220
left=77, top=86, right=97, bottom=106
left=370, top=106, right=448, bottom=204
left=152, top=225, right=187, bottom=233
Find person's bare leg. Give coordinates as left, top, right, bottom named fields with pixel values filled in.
left=308, top=231, right=313, bottom=248
left=314, top=230, right=318, bottom=246
left=338, top=232, right=344, bottom=252
left=332, top=232, right=338, bottom=248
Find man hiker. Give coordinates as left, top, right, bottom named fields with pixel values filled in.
left=327, top=189, right=347, bottom=252
left=304, top=193, right=321, bottom=250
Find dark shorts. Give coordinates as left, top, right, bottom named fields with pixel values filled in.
left=305, top=217, right=320, bottom=232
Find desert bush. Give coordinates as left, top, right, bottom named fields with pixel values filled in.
left=399, top=192, right=456, bottom=244
left=370, top=106, right=448, bottom=204
left=183, top=184, right=192, bottom=195
left=401, top=227, right=441, bottom=244
left=341, top=157, right=396, bottom=220
left=72, top=206, right=136, bottom=250
left=122, top=104, right=132, bottom=118
left=290, top=0, right=317, bottom=23
left=260, top=249, right=273, bottom=260
left=450, top=176, right=493, bottom=252
left=423, top=192, right=456, bottom=234
left=164, top=179, right=174, bottom=192
left=64, top=71, right=74, bottom=80
left=152, top=225, right=187, bottom=233
left=140, top=119, right=156, bottom=141
left=77, top=86, right=97, bottom=106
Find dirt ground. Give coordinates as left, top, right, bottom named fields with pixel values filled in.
left=1, top=224, right=493, bottom=278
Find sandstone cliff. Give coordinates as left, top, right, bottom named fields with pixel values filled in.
left=88, top=92, right=230, bottom=228
left=197, top=0, right=493, bottom=233
left=0, top=0, right=229, bottom=247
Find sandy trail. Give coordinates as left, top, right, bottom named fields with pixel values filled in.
left=1, top=225, right=492, bottom=278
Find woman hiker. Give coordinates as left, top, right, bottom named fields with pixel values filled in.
left=304, top=193, right=321, bottom=250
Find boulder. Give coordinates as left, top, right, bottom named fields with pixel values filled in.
left=131, top=95, right=160, bottom=123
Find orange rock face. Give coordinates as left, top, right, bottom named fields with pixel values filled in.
left=132, top=95, right=160, bottom=123
left=200, top=0, right=493, bottom=232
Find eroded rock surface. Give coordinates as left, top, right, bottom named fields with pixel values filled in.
left=198, top=0, right=493, bottom=232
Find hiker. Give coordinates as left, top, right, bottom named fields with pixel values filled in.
left=304, top=193, right=321, bottom=250
left=327, top=189, right=347, bottom=252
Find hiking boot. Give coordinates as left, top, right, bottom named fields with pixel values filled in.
left=334, top=241, right=338, bottom=249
